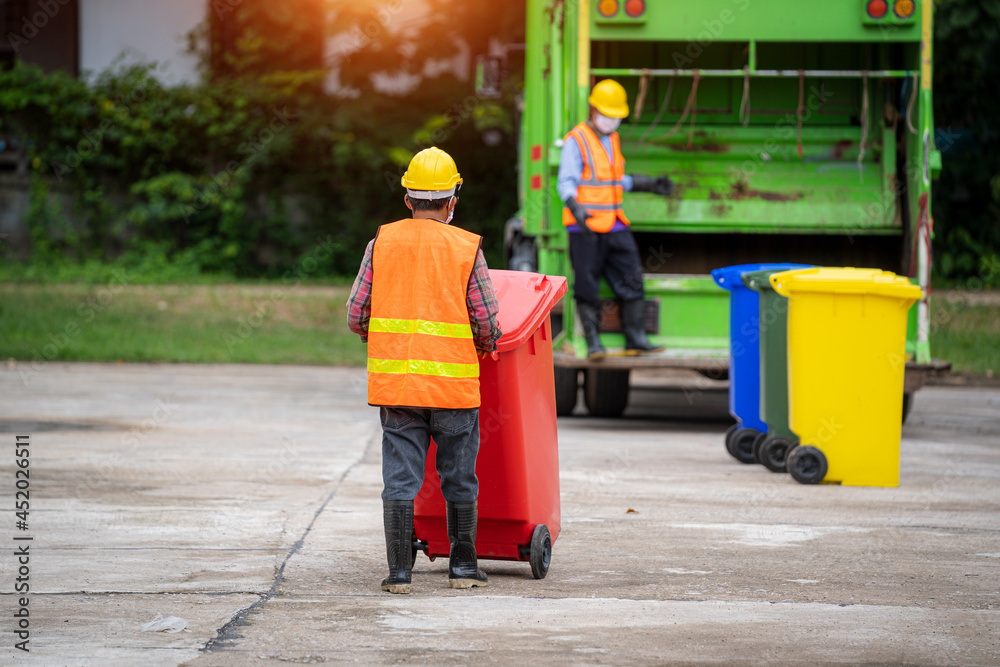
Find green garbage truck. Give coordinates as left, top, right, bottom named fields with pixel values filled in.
left=498, top=0, right=947, bottom=417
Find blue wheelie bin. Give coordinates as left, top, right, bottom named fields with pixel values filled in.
left=712, top=263, right=811, bottom=464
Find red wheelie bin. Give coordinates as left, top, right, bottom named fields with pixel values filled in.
left=413, top=269, right=567, bottom=579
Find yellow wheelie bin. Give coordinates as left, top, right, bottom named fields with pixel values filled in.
left=770, top=268, right=923, bottom=487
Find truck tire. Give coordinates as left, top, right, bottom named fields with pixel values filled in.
left=504, top=218, right=538, bottom=273
left=550, top=313, right=564, bottom=338
left=583, top=368, right=630, bottom=418
left=554, top=367, right=579, bottom=416
left=697, top=367, right=729, bottom=381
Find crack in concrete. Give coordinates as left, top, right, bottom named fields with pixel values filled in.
left=200, top=426, right=380, bottom=653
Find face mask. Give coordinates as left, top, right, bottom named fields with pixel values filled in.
left=444, top=197, right=456, bottom=224
left=594, top=113, right=622, bottom=135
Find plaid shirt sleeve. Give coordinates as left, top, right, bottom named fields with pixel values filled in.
left=346, top=239, right=374, bottom=342
left=467, top=248, right=502, bottom=353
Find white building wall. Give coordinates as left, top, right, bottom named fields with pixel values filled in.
left=79, top=0, right=205, bottom=85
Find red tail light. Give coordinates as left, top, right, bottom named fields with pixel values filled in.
left=625, top=0, right=645, bottom=18
left=867, top=0, right=888, bottom=18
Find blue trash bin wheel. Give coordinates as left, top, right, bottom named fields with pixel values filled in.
left=727, top=427, right=760, bottom=464
left=724, top=423, right=739, bottom=453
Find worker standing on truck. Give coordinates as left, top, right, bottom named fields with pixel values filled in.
left=347, top=147, right=502, bottom=594
left=559, top=79, right=674, bottom=360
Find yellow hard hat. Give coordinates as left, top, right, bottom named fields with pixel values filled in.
left=401, top=147, right=463, bottom=195
left=588, top=79, right=629, bottom=118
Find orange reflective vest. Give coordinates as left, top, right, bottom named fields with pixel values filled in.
left=368, top=218, right=482, bottom=409
left=562, top=122, right=631, bottom=233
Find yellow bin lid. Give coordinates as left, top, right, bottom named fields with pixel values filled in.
left=770, top=267, right=923, bottom=301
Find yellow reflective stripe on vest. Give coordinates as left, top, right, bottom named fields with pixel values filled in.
left=369, top=317, right=473, bottom=339
left=368, top=357, right=479, bottom=379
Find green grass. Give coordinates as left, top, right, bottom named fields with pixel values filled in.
left=2, top=284, right=997, bottom=376
left=0, top=259, right=356, bottom=287
left=929, top=296, right=1000, bottom=376
left=0, top=284, right=366, bottom=366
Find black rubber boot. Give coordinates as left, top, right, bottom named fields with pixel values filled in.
left=622, top=300, right=665, bottom=355
left=381, top=500, right=413, bottom=594
left=578, top=303, right=606, bottom=360
left=446, top=501, right=488, bottom=589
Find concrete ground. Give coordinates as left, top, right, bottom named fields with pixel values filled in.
left=1, top=362, right=998, bottom=666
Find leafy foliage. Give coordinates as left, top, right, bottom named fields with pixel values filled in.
left=932, top=0, right=1000, bottom=287
left=0, top=0, right=524, bottom=279
left=17, top=0, right=996, bottom=287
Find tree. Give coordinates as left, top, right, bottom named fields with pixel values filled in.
left=932, top=0, right=1000, bottom=285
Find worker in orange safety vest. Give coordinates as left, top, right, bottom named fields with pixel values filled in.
left=347, top=147, right=501, bottom=594
left=560, top=79, right=674, bottom=359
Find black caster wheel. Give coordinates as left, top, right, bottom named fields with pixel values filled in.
left=724, top=423, right=738, bottom=454
left=752, top=431, right=769, bottom=464
left=787, top=445, right=828, bottom=484
left=758, top=435, right=797, bottom=473
left=529, top=524, right=552, bottom=580
left=727, top=427, right=760, bottom=464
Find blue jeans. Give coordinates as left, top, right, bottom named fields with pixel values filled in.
left=380, top=407, right=480, bottom=503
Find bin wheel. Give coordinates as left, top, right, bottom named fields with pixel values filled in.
left=727, top=427, right=759, bottom=464
left=902, top=393, right=913, bottom=424
left=758, top=435, right=796, bottom=473
left=786, top=445, right=828, bottom=485
left=584, top=368, right=630, bottom=418
left=554, top=367, right=579, bottom=416
left=529, top=524, right=552, bottom=580
left=752, top=431, right=769, bottom=464
left=724, top=423, right=739, bottom=453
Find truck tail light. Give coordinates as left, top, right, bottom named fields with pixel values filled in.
left=598, top=0, right=618, bottom=18
left=867, top=0, right=888, bottom=18
left=893, top=0, right=915, bottom=18
left=625, top=0, right=645, bottom=18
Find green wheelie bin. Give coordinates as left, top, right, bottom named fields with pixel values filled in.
left=742, top=267, right=812, bottom=473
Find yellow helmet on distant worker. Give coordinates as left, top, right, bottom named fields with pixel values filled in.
left=401, top=147, right=463, bottom=196
left=588, top=79, right=629, bottom=118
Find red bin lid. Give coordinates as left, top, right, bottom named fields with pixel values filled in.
left=489, top=270, right=568, bottom=353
